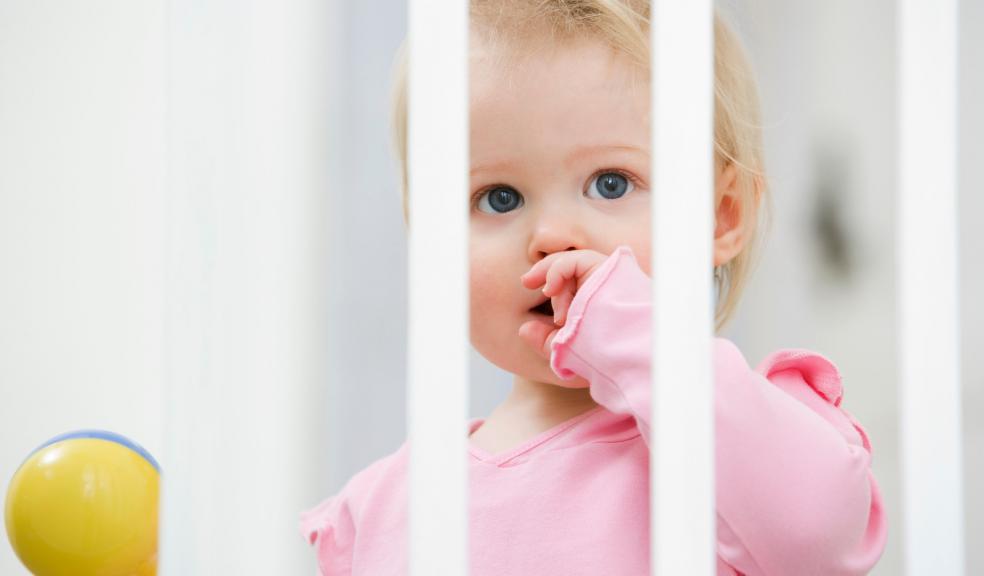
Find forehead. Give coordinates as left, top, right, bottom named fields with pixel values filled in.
left=469, top=36, right=650, bottom=169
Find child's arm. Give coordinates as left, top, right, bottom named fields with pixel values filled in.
left=525, top=246, right=887, bottom=576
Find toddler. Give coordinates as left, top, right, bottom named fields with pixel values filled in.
left=301, top=2, right=888, bottom=574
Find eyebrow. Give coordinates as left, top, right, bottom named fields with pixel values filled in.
left=565, top=144, right=649, bottom=166
left=470, top=143, right=649, bottom=176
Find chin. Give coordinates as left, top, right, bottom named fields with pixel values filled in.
left=551, top=373, right=591, bottom=390
left=472, top=329, right=591, bottom=388
left=514, top=356, right=590, bottom=389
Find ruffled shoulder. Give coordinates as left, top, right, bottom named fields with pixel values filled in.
left=755, top=348, right=844, bottom=407
left=299, top=444, right=407, bottom=574
left=753, top=347, right=872, bottom=453
left=300, top=493, right=350, bottom=546
left=300, top=488, right=356, bottom=575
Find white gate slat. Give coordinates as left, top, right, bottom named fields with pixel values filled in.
left=898, top=0, right=965, bottom=573
left=651, top=2, right=716, bottom=575
left=406, top=1, right=470, bottom=574
left=162, top=1, right=331, bottom=573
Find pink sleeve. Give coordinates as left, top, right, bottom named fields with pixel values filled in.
left=550, top=246, right=888, bottom=576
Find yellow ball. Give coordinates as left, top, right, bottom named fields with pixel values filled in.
left=5, top=431, right=159, bottom=576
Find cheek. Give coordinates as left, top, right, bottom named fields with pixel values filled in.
left=469, top=262, right=508, bottom=326
left=469, top=239, right=517, bottom=310
left=600, top=211, right=652, bottom=275
left=468, top=243, right=525, bottom=351
left=470, top=266, right=515, bottom=302
left=469, top=270, right=495, bottom=312
left=630, top=207, right=652, bottom=272
left=630, top=243, right=652, bottom=276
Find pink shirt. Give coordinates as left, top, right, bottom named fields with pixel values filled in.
left=300, top=246, right=887, bottom=575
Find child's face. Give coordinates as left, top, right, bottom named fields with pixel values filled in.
left=469, top=35, right=651, bottom=387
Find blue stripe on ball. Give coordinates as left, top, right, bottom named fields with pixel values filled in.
left=32, top=429, right=162, bottom=473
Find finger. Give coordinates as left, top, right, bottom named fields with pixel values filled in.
left=543, top=250, right=604, bottom=296
left=553, top=278, right=574, bottom=326
left=543, top=255, right=584, bottom=297
left=524, top=249, right=605, bottom=292
left=518, top=319, right=558, bottom=359
left=520, top=252, right=563, bottom=289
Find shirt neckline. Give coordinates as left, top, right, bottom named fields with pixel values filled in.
left=467, top=405, right=607, bottom=467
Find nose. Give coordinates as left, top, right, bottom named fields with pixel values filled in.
left=526, top=205, right=587, bottom=262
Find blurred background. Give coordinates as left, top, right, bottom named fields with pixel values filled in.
left=0, top=0, right=980, bottom=574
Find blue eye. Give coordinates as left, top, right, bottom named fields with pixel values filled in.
left=587, top=172, right=634, bottom=200
left=477, top=186, right=523, bottom=214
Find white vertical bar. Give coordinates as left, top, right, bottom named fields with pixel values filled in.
left=898, top=0, right=965, bottom=573
left=651, top=2, right=715, bottom=575
left=407, top=0, right=469, bottom=575
left=162, top=0, right=331, bottom=573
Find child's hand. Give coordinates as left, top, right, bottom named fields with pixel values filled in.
left=518, top=249, right=608, bottom=359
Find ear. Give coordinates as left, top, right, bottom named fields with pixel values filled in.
left=713, top=162, right=746, bottom=267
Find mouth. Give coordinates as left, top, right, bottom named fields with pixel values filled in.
left=528, top=298, right=554, bottom=318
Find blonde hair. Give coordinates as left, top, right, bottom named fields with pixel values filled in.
left=389, top=1, right=773, bottom=333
